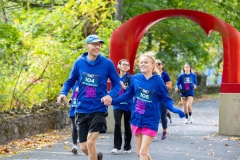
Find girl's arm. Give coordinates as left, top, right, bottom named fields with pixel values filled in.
left=164, top=71, right=172, bottom=90
left=193, top=73, right=198, bottom=89
left=175, top=75, right=181, bottom=91
left=165, top=81, right=172, bottom=90
left=161, top=97, right=184, bottom=117
left=112, top=78, right=134, bottom=105
left=157, top=79, right=185, bottom=118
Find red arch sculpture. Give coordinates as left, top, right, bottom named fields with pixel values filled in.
left=109, top=9, right=240, bottom=93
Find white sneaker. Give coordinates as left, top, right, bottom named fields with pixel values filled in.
left=124, top=149, right=131, bottom=153
left=111, top=148, right=121, bottom=154
left=188, top=116, right=193, bottom=123
left=71, top=145, right=78, bottom=154
left=184, top=119, right=188, bottom=124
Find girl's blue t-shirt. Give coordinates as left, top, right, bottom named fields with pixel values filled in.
left=175, top=72, right=197, bottom=91
left=161, top=71, right=171, bottom=83
left=112, top=73, right=185, bottom=132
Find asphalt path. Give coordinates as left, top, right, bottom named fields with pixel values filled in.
left=2, top=98, right=240, bottom=160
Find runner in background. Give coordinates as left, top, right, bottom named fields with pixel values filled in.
left=175, top=63, right=197, bottom=124
left=111, top=59, right=133, bottom=154
left=68, top=82, right=79, bottom=154
left=155, top=59, right=172, bottom=140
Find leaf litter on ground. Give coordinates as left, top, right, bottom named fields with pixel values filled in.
left=0, top=129, right=71, bottom=158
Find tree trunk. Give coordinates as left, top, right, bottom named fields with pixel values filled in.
left=146, top=32, right=152, bottom=51
left=50, top=0, right=54, bottom=11
left=114, top=0, right=123, bottom=22
left=1, top=0, right=8, bottom=22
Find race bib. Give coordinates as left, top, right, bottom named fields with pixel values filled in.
left=85, top=86, right=96, bottom=98
left=136, top=87, right=154, bottom=103
left=184, top=76, right=192, bottom=90
left=135, top=99, right=146, bottom=114
left=82, top=73, right=99, bottom=87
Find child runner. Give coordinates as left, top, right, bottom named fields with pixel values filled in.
left=102, top=52, right=185, bottom=160
left=175, top=63, right=197, bottom=124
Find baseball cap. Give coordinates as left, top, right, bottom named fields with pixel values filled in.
left=86, top=34, right=104, bottom=44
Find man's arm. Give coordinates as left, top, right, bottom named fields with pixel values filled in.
left=101, top=61, right=121, bottom=106
left=107, top=61, right=121, bottom=98
left=57, top=61, right=80, bottom=103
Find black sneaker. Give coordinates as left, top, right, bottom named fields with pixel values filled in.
left=98, top=152, right=103, bottom=160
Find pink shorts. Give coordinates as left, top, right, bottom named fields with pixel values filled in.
left=131, top=125, right=157, bottom=137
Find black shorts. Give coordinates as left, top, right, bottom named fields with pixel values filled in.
left=75, top=112, right=107, bottom=143
left=180, top=92, right=194, bottom=98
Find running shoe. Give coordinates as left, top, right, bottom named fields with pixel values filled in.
left=161, top=132, right=167, bottom=140
left=188, top=116, right=193, bottom=123
left=71, top=145, right=78, bottom=154
left=111, top=148, right=121, bottom=154
left=98, top=152, right=103, bottom=160
left=124, top=149, right=131, bottom=153
left=184, top=119, right=188, bottom=124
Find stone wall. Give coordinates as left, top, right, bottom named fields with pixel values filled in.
left=0, top=109, right=70, bottom=145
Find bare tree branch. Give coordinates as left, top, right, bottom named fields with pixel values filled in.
left=10, top=53, right=29, bottom=108
left=22, top=62, right=49, bottom=94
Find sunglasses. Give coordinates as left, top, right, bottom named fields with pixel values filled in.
left=156, top=62, right=162, bottom=65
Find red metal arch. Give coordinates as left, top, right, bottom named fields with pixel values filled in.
left=109, top=9, right=240, bottom=93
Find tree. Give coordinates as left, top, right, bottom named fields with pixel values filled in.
left=1, top=0, right=240, bottom=110
left=0, top=0, right=121, bottom=110
left=121, top=0, right=239, bottom=80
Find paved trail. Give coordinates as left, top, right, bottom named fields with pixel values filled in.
left=2, top=98, right=240, bottom=160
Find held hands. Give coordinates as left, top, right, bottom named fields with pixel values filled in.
left=101, top=95, right=112, bottom=106
left=57, top=94, right=66, bottom=104
left=68, top=98, right=72, bottom=105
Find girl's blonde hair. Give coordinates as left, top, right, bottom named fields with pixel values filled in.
left=139, top=51, right=156, bottom=64
left=139, top=51, right=160, bottom=74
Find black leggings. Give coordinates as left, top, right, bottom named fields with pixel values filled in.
left=113, top=109, right=132, bottom=150
left=70, top=116, right=78, bottom=145
left=161, top=105, right=168, bottom=130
